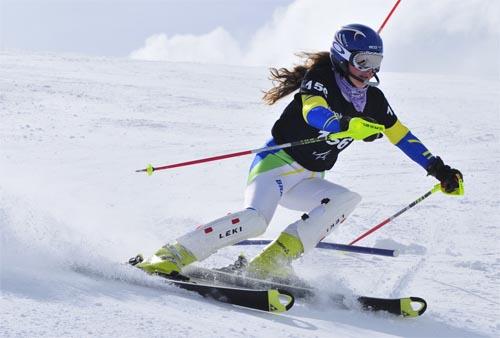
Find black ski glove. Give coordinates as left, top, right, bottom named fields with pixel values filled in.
left=339, top=116, right=383, bottom=142
left=426, top=157, right=463, bottom=193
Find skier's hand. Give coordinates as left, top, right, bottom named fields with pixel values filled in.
left=359, top=117, right=383, bottom=142
left=426, top=157, right=463, bottom=194
left=332, top=116, right=385, bottom=141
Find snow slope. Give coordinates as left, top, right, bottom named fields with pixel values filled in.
left=1, top=51, right=499, bottom=337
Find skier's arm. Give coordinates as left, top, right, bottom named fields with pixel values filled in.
left=384, top=120, right=434, bottom=169
left=298, top=70, right=347, bottom=133
left=298, top=72, right=382, bottom=137
left=385, top=120, right=463, bottom=193
left=301, top=94, right=345, bottom=132
left=302, top=94, right=384, bottom=140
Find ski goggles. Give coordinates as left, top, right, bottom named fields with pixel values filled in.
left=351, top=52, right=383, bottom=72
left=331, top=41, right=383, bottom=72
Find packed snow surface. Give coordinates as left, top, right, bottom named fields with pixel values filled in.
left=1, top=51, right=499, bottom=337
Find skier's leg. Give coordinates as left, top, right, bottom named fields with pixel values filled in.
left=137, top=149, right=301, bottom=276
left=176, top=208, right=268, bottom=260
left=279, top=176, right=356, bottom=213
left=244, top=165, right=305, bottom=224
left=248, top=177, right=361, bottom=278
left=176, top=161, right=300, bottom=263
left=281, top=179, right=361, bottom=253
left=136, top=208, right=268, bottom=276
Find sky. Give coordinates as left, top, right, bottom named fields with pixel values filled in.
left=0, top=0, right=293, bottom=56
left=1, top=0, right=499, bottom=79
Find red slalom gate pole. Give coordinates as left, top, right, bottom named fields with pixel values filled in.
left=348, top=184, right=441, bottom=245
left=378, top=0, right=402, bottom=34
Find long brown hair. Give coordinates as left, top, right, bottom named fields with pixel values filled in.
left=262, top=51, right=331, bottom=105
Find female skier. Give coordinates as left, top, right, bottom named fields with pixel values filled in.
left=134, top=24, right=463, bottom=279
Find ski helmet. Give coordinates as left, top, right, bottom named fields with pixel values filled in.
left=330, top=24, right=383, bottom=74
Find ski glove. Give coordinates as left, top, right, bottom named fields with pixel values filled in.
left=360, top=117, right=383, bottom=142
left=426, top=157, right=463, bottom=193
left=340, top=116, right=383, bottom=142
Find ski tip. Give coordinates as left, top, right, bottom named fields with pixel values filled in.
left=400, top=297, right=427, bottom=317
left=267, top=289, right=295, bottom=313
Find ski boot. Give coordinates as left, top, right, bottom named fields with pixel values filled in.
left=130, top=243, right=196, bottom=278
left=216, top=254, right=248, bottom=274
left=246, top=232, right=304, bottom=282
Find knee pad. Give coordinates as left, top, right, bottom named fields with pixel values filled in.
left=283, top=191, right=361, bottom=253
left=176, top=208, right=268, bottom=261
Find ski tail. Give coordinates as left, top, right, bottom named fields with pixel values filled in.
left=167, top=278, right=294, bottom=313
left=400, top=297, right=427, bottom=317
left=183, top=264, right=428, bottom=317
left=128, top=255, right=294, bottom=313
left=358, top=296, right=427, bottom=317
left=268, top=289, right=295, bottom=313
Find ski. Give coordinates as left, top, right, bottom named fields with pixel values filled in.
left=128, top=257, right=294, bottom=314
left=157, top=275, right=294, bottom=313
left=183, top=265, right=427, bottom=318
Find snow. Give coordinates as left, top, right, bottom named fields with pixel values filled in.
left=1, top=51, right=499, bottom=337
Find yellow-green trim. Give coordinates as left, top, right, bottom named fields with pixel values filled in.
left=384, top=119, right=410, bottom=145
left=328, top=117, right=385, bottom=140
left=281, top=168, right=305, bottom=176
left=247, top=232, right=304, bottom=279
left=301, top=94, right=329, bottom=122
left=400, top=298, right=424, bottom=317
left=146, top=164, right=154, bottom=176
left=442, top=177, right=465, bottom=196
left=267, top=290, right=293, bottom=313
left=247, top=150, right=295, bottom=184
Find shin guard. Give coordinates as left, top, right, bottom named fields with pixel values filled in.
left=176, top=209, right=267, bottom=261
left=284, top=191, right=361, bottom=253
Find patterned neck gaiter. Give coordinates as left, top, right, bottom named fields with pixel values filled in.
left=334, top=72, right=368, bottom=113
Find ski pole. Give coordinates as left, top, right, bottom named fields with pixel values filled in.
left=136, top=118, right=385, bottom=175
left=234, top=239, right=398, bottom=257
left=378, top=0, right=402, bottom=34
left=136, top=136, right=329, bottom=175
left=348, top=183, right=442, bottom=245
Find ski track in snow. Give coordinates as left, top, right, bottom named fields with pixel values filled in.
left=1, top=51, right=499, bottom=337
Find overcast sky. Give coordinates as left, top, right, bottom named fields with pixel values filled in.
left=1, top=0, right=499, bottom=79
